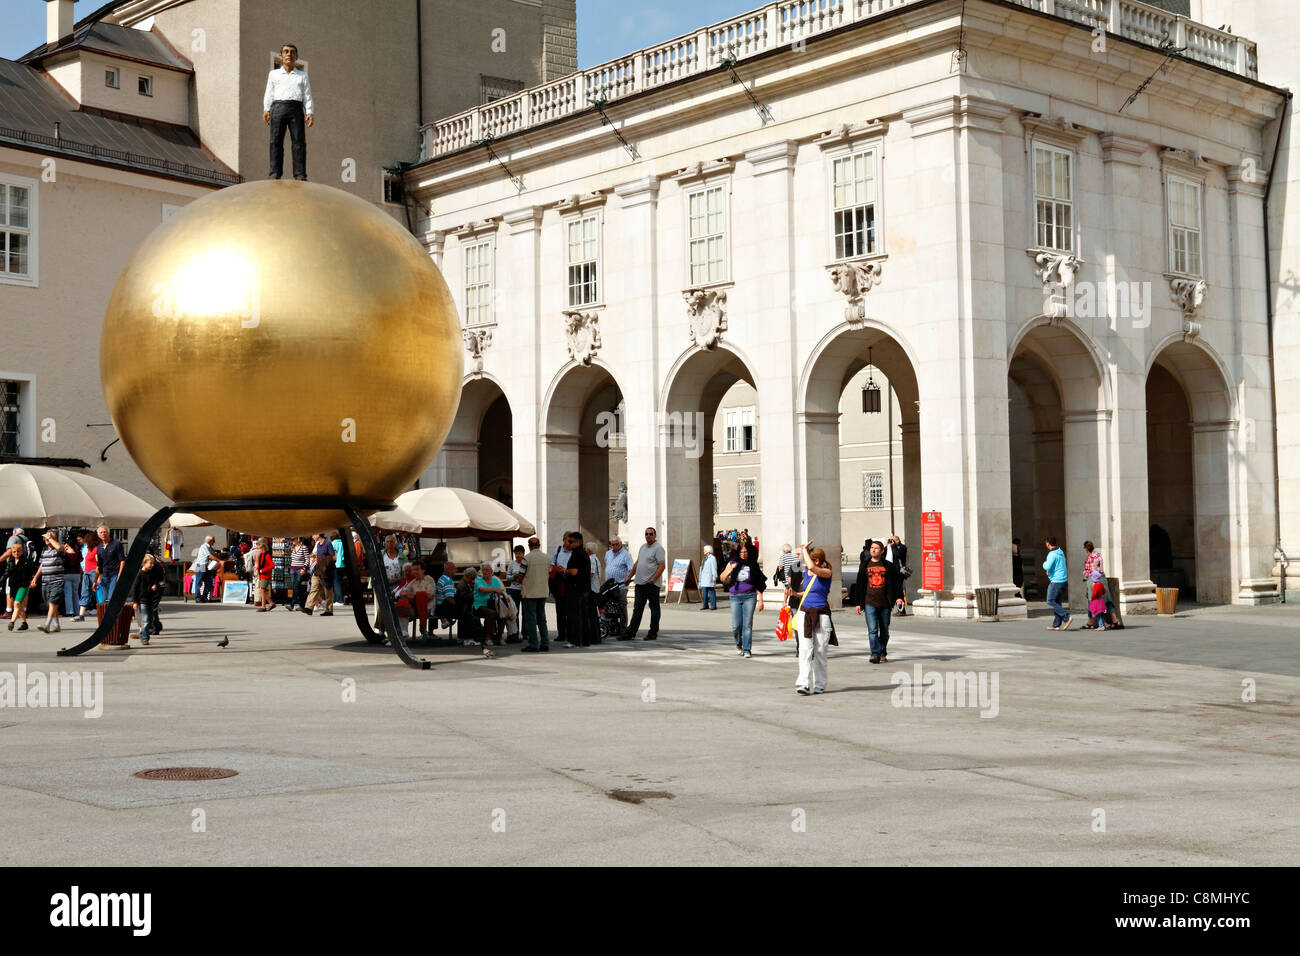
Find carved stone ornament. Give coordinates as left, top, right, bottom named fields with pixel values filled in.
left=1029, top=251, right=1080, bottom=321
left=1182, top=320, right=1202, bottom=342
left=463, top=326, right=493, bottom=375
left=563, top=310, right=602, bottom=366
left=1169, top=276, right=1207, bottom=318
left=683, top=289, right=728, bottom=349
left=826, top=259, right=883, bottom=328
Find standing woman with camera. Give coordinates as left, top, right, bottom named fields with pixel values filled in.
left=793, top=543, right=835, bottom=695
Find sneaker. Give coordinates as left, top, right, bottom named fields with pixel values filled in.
left=140, top=638, right=149, bottom=646
left=73, top=615, right=85, bottom=622
left=300, top=607, right=313, bottom=616
left=796, top=686, right=811, bottom=696
left=462, top=639, right=480, bottom=647
left=869, top=655, right=880, bottom=664
left=321, top=611, right=333, bottom=617
left=564, top=642, right=577, bottom=648
left=50, top=624, right=60, bottom=633
left=743, top=651, right=752, bottom=659
left=6, top=620, right=13, bottom=631
left=736, top=648, right=744, bottom=655
left=812, top=688, right=825, bottom=694
left=879, top=655, right=887, bottom=663
left=37, top=624, right=49, bottom=633
left=16, top=622, right=27, bottom=631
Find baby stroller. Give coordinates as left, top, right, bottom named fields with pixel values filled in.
left=597, top=579, right=627, bottom=640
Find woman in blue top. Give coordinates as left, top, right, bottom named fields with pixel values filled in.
left=698, top=545, right=718, bottom=611
left=1042, top=536, right=1071, bottom=630
left=474, top=562, right=506, bottom=647
left=793, top=543, right=834, bottom=695
left=719, top=543, right=764, bottom=657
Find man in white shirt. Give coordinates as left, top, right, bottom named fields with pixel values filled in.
left=604, top=536, right=633, bottom=596
left=262, top=43, right=315, bottom=180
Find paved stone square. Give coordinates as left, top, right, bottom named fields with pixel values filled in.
left=0, top=599, right=1295, bottom=865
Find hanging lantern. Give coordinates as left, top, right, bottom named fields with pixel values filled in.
left=862, top=346, right=882, bottom=414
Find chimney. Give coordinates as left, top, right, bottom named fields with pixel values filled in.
left=45, top=0, right=76, bottom=45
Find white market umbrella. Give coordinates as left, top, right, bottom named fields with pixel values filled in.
left=0, top=463, right=158, bottom=528
left=167, top=512, right=213, bottom=529
left=370, top=505, right=422, bottom=534
left=394, top=487, right=536, bottom=540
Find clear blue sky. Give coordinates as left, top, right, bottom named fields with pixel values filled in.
left=0, top=0, right=751, bottom=66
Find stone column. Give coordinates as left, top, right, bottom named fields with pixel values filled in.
left=1100, top=134, right=1157, bottom=613
left=429, top=440, right=479, bottom=490
left=503, top=206, right=545, bottom=539
left=744, top=141, right=802, bottom=570
left=903, top=95, right=1019, bottom=618
left=900, top=420, right=922, bottom=600
left=613, top=176, right=662, bottom=536
left=1063, top=409, right=1110, bottom=609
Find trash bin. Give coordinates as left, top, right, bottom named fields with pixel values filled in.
left=1155, top=587, right=1179, bottom=616
left=975, top=586, right=999, bottom=621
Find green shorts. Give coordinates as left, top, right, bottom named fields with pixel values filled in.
left=13, top=587, right=28, bottom=603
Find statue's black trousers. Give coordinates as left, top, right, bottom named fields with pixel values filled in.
left=269, top=100, right=307, bottom=179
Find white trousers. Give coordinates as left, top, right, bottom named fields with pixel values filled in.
left=795, top=610, right=832, bottom=692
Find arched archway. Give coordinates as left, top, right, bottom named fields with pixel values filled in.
left=1145, top=338, right=1236, bottom=604
left=801, top=325, right=920, bottom=595
left=1007, top=320, right=1108, bottom=606
left=543, top=362, right=626, bottom=547
left=430, top=376, right=513, bottom=504
left=661, top=345, right=758, bottom=566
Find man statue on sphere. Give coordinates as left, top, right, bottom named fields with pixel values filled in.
left=263, top=43, right=315, bottom=181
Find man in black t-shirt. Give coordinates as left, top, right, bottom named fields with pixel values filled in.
left=851, top=540, right=903, bottom=664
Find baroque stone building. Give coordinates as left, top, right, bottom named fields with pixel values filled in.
left=408, top=0, right=1285, bottom=615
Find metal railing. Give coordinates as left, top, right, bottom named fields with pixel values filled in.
left=0, top=124, right=240, bottom=185
left=420, top=0, right=1258, bottom=159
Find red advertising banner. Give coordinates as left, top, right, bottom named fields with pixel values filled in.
left=921, top=511, right=943, bottom=552
left=922, top=548, right=944, bottom=593
left=921, top=512, right=943, bottom=592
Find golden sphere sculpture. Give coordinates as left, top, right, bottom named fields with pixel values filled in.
left=101, top=180, right=463, bottom=535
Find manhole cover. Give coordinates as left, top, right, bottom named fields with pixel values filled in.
left=607, top=789, right=675, bottom=804
left=133, top=767, right=239, bottom=781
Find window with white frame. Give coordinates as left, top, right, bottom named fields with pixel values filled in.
left=0, top=178, right=34, bottom=283
left=105, top=67, right=120, bottom=89
left=463, top=239, right=493, bottom=326
left=0, top=380, right=20, bottom=456
left=1033, top=143, right=1073, bottom=252
left=687, top=184, right=727, bottom=285
left=1167, top=175, right=1202, bottom=276
left=738, top=478, right=757, bottom=514
left=137, top=75, right=153, bottom=96
left=724, top=407, right=755, bottom=453
left=863, top=471, right=884, bottom=509
left=567, top=214, right=600, bottom=307
left=832, top=148, right=877, bottom=260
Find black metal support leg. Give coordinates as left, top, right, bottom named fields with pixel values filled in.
left=344, top=505, right=430, bottom=670
left=339, top=526, right=383, bottom=645
left=58, top=504, right=176, bottom=657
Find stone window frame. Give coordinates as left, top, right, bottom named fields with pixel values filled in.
left=1163, top=170, right=1206, bottom=279
left=826, top=142, right=883, bottom=263
left=0, top=372, right=35, bottom=457
left=1020, top=117, right=1088, bottom=258
left=723, top=406, right=756, bottom=454
left=681, top=176, right=733, bottom=287
left=738, top=477, right=758, bottom=515
left=462, top=236, right=495, bottom=327
left=1031, top=141, right=1075, bottom=254
left=863, top=471, right=884, bottom=510
left=0, top=172, right=37, bottom=288
left=564, top=210, right=603, bottom=310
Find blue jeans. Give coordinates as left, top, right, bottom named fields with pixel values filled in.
left=63, top=577, right=80, bottom=617
left=79, top=572, right=95, bottom=611
left=290, top=569, right=306, bottom=608
left=1045, top=581, right=1069, bottom=627
left=139, top=603, right=160, bottom=637
left=730, top=590, right=756, bottom=653
left=701, top=586, right=716, bottom=609
left=522, top=597, right=549, bottom=649
left=97, top=572, right=119, bottom=605
left=333, top=565, right=345, bottom=604
left=864, top=603, right=892, bottom=658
